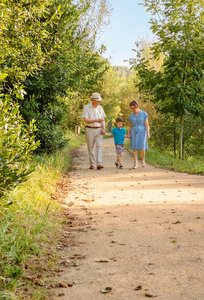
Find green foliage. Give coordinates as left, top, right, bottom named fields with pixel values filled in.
left=96, top=65, right=129, bottom=122
left=1, top=0, right=110, bottom=153
left=133, top=0, right=204, bottom=158
left=0, top=97, right=39, bottom=200
left=18, top=0, right=109, bottom=151
left=125, top=139, right=204, bottom=175
left=0, top=130, right=85, bottom=297
left=65, top=63, right=128, bottom=129
left=150, top=113, right=204, bottom=157
left=19, top=95, right=68, bottom=153
left=0, top=0, right=51, bottom=82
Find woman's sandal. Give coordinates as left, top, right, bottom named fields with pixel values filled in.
left=132, top=164, right=138, bottom=169
left=141, top=161, right=146, bottom=168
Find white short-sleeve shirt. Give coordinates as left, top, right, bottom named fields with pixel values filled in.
left=81, top=102, right=106, bottom=127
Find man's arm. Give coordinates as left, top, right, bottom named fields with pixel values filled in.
left=84, top=118, right=104, bottom=124
left=101, top=119, right=105, bottom=135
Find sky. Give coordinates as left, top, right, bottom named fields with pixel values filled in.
left=96, top=0, right=154, bottom=67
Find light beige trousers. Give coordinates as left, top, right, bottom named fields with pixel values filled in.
left=85, top=127, right=103, bottom=166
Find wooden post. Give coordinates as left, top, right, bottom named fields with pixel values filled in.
left=75, top=125, right=80, bottom=135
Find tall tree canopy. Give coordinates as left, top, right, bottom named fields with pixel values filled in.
left=133, top=0, right=204, bottom=158
left=1, top=0, right=111, bottom=152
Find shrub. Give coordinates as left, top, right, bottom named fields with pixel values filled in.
left=0, top=97, right=39, bottom=200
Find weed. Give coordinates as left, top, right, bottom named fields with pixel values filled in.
left=125, top=140, right=204, bottom=174
left=0, top=131, right=85, bottom=297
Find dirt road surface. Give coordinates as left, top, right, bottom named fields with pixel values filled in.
left=52, top=137, right=204, bottom=300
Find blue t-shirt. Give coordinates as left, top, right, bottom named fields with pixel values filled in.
left=111, top=127, right=126, bottom=145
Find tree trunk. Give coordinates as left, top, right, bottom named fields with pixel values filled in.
left=174, top=117, right=176, bottom=158
left=179, top=114, right=184, bottom=159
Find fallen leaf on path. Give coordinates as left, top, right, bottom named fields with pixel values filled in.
left=145, top=292, right=157, bottom=297
left=172, top=240, right=177, bottom=243
left=100, top=287, right=112, bottom=294
left=82, top=199, right=92, bottom=203
left=73, top=262, right=79, bottom=267
left=172, top=220, right=181, bottom=224
left=59, top=282, right=68, bottom=288
left=94, top=259, right=109, bottom=263
left=33, top=279, right=44, bottom=286
left=134, top=285, right=142, bottom=290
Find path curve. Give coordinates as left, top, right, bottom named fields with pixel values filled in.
left=53, top=137, right=204, bottom=300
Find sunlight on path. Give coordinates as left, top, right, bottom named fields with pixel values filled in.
left=53, top=137, right=204, bottom=300
left=66, top=137, right=203, bottom=207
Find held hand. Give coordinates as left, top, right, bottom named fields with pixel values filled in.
left=127, top=133, right=131, bottom=139
left=101, top=128, right=105, bottom=135
left=97, top=118, right=104, bottom=123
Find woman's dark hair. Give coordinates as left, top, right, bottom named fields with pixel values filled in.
left=116, top=117, right=123, bottom=123
left=129, top=100, right=139, bottom=108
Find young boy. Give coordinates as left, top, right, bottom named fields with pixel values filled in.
left=104, top=117, right=127, bottom=169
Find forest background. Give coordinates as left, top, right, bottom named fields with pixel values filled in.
left=0, top=0, right=203, bottom=298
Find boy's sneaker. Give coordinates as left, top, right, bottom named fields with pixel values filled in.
left=119, top=165, right=123, bottom=169
left=115, top=162, right=119, bottom=168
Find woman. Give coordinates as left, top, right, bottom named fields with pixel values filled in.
left=127, top=100, right=150, bottom=168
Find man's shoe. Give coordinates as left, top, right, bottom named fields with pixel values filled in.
left=97, top=165, right=104, bottom=169
left=119, top=165, right=123, bottom=169
left=115, top=162, right=119, bottom=168
left=89, top=165, right=95, bottom=169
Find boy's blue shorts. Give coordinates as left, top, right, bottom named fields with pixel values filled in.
left=115, top=144, right=124, bottom=154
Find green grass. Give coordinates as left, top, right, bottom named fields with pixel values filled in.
left=0, top=131, right=86, bottom=299
left=125, top=140, right=204, bottom=175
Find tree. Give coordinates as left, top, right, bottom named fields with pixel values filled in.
left=1, top=0, right=111, bottom=152
left=18, top=0, right=110, bottom=151
left=133, top=0, right=204, bottom=158
left=0, top=0, right=51, bottom=89
left=0, top=1, right=49, bottom=196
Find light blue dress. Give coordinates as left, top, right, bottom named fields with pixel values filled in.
left=129, top=110, right=148, bottom=150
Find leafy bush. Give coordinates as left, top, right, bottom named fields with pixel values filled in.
left=0, top=97, right=39, bottom=200
left=0, top=131, right=85, bottom=297
left=19, top=96, right=68, bottom=153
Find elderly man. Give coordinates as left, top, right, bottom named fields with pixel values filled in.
left=82, top=92, right=106, bottom=169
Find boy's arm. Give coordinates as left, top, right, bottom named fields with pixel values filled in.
left=104, top=132, right=113, bottom=136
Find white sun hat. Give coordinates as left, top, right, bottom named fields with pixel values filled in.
left=90, top=92, right=102, bottom=101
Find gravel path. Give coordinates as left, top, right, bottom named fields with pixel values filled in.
left=53, top=137, right=204, bottom=300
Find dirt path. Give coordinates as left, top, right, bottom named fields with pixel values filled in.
left=52, top=137, right=204, bottom=300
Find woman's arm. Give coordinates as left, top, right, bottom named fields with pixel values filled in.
left=145, top=118, right=150, bottom=139
left=127, top=123, right=132, bottom=139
